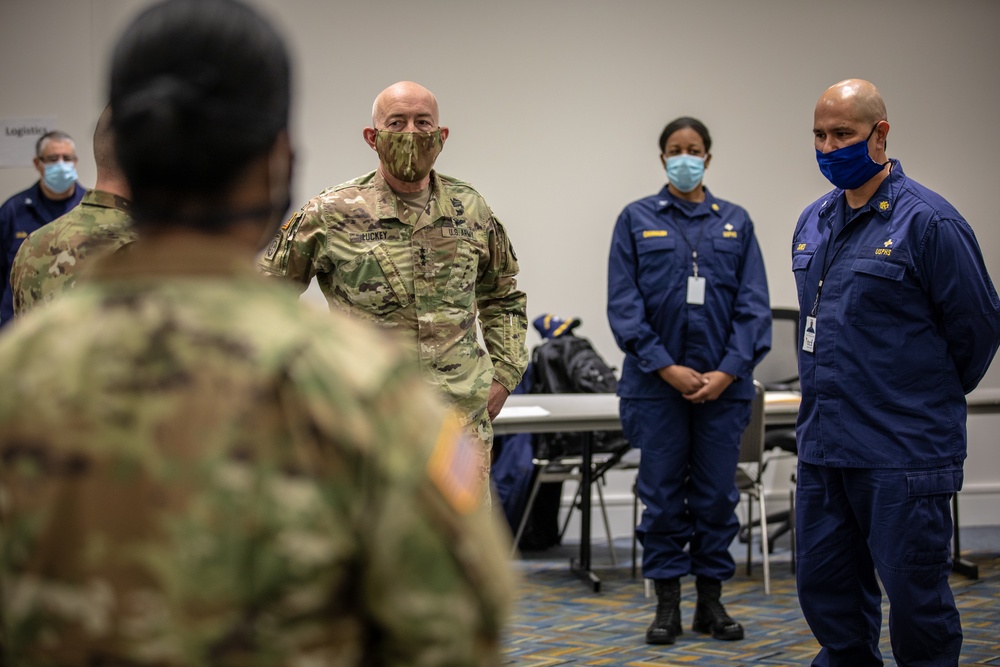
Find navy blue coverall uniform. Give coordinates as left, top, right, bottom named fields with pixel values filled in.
left=0, top=180, right=84, bottom=326
left=792, top=160, right=1000, bottom=667
left=607, top=186, right=771, bottom=582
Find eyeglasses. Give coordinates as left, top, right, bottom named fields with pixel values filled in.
left=38, top=154, right=78, bottom=164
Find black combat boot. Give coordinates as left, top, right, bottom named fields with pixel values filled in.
left=645, top=578, right=682, bottom=645
left=692, top=576, right=744, bottom=640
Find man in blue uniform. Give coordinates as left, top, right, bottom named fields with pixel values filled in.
left=0, top=130, right=85, bottom=326
left=792, top=78, right=1000, bottom=667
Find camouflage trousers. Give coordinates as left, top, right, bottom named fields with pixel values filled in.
left=468, top=407, right=494, bottom=508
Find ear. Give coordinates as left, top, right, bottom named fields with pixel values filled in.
left=362, top=127, right=378, bottom=151
left=703, top=153, right=712, bottom=170
left=33, top=156, right=44, bottom=176
left=659, top=153, right=666, bottom=170
left=874, top=120, right=890, bottom=150
left=439, top=126, right=449, bottom=144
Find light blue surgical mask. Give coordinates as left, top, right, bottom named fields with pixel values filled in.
left=43, top=161, right=78, bottom=194
left=665, top=154, right=705, bottom=193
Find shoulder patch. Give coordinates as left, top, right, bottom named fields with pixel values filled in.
left=426, top=414, right=483, bottom=515
left=264, top=233, right=281, bottom=260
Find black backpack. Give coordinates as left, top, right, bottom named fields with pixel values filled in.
left=530, top=335, right=626, bottom=459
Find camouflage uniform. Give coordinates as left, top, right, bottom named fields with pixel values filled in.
left=258, top=170, right=528, bottom=480
left=10, top=189, right=136, bottom=316
left=0, top=236, right=514, bottom=667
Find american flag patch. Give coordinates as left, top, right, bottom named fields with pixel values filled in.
left=427, top=414, right=483, bottom=515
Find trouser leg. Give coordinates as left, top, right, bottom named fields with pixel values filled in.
left=621, top=397, right=692, bottom=580
left=795, top=462, right=883, bottom=667
left=471, top=408, right=494, bottom=507
left=859, top=467, right=963, bottom=667
left=687, top=399, right=749, bottom=581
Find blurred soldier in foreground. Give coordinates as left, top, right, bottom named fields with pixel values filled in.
left=11, top=105, right=136, bottom=315
left=0, top=1, right=513, bottom=665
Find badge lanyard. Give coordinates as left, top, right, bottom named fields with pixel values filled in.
left=675, top=215, right=709, bottom=305
left=803, top=168, right=894, bottom=353
left=803, top=205, right=851, bottom=354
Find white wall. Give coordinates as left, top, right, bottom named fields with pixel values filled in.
left=2, top=0, right=999, bottom=524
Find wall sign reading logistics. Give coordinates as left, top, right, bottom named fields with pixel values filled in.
left=0, top=116, right=57, bottom=167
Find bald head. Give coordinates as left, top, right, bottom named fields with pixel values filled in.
left=817, top=79, right=887, bottom=126
left=371, top=81, right=440, bottom=128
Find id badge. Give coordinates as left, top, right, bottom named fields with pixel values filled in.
left=686, top=276, right=706, bottom=305
left=802, top=315, right=816, bottom=353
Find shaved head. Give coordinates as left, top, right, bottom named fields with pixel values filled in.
left=817, top=79, right=887, bottom=126
left=92, top=104, right=130, bottom=197
left=371, top=81, right=440, bottom=127
left=93, top=105, right=118, bottom=172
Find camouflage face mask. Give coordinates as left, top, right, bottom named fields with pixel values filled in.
left=374, top=129, right=443, bottom=182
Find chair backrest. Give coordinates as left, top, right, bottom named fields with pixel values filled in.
left=738, top=380, right=767, bottom=467
left=755, top=307, right=800, bottom=391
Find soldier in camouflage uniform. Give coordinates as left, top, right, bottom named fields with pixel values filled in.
left=258, top=82, right=528, bottom=491
left=11, top=105, right=136, bottom=316
left=0, top=2, right=513, bottom=665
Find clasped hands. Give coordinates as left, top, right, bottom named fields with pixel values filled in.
left=657, top=365, right=734, bottom=403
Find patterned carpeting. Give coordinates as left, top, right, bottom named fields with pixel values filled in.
left=504, top=535, right=1000, bottom=666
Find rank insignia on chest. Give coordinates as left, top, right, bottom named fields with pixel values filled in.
left=722, top=223, right=738, bottom=239
left=874, top=238, right=895, bottom=257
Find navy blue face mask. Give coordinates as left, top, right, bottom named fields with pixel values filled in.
left=815, top=123, right=887, bottom=190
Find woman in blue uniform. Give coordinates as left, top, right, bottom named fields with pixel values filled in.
left=607, top=117, right=771, bottom=645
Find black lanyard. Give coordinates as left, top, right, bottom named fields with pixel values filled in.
left=810, top=203, right=858, bottom=318
left=674, top=212, right=709, bottom=278
left=811, top=163, right=896, bottom=317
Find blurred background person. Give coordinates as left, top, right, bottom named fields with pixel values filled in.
left=0, top=129, right=86, bottom=325
left=11, top=105, right=135, bottom=315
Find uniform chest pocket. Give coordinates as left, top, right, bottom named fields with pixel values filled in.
left=791, top=248, right=815, bottom=304
left=334, top=243, right=411, bottom=315
left=849, top=253, right=907, bottom=327
left=711, top=237, right=742, bottom=286
left=635, top=236, right=681, bottom=292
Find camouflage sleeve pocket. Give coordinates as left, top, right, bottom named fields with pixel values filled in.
left=442, top=239, right=477, bottom=309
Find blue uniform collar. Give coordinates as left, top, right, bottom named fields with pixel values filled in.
left=817, top=159, right=904, bottom=224
left=655, top=185, right=723, bottom=218
left=21, top=181, right=45, bottom=211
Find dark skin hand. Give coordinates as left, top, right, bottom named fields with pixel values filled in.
left=487, top=379, right=510, bottom=421
left=657, top=365, right=734, bottom=403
